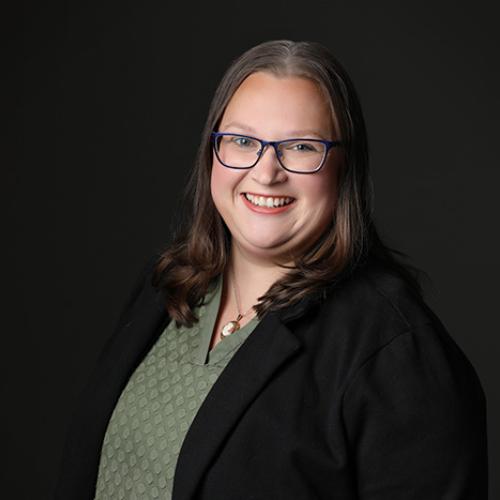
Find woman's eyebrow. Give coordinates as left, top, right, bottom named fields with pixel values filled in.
left=222, top=121, right=326, bottom=138
left=222, top=121, right=257, bottom=133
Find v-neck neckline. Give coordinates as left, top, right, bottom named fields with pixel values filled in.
left=191, top=273, right=260, bottom=366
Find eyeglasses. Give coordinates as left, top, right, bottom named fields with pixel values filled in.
left=211, top=132, right=344, bottom=174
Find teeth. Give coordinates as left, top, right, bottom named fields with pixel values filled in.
left=244, top=193, right=294, bottom=207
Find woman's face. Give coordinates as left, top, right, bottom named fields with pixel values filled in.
left=210, top=71, right=342, bottom=265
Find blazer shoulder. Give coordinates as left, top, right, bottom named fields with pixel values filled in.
left=114, top=253, right=164, bottom=328
left=337, top=255, right=439, bottom=332
left=321, top=258, right=486, bottom=406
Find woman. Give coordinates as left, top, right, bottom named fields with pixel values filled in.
left=54, top=40, right=488, bottom=499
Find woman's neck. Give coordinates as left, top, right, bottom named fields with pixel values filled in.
left=225, top=242, right=292, bottom=313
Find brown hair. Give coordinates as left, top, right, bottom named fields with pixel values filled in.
left=152, top=39, right=428, bottom=328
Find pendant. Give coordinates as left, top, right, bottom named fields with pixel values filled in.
left=221, top=320, right=240, bottom=337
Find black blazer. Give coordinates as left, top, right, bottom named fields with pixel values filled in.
left=54, top=254, right=488, bottom=499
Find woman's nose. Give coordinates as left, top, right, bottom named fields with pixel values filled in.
left=251, top=145, right=286, bottom=183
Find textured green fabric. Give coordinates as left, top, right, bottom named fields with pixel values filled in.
left=93, top=274, right=260, bottom=499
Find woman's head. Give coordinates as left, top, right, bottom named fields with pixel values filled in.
left=154, top=40, right=425, bottom=327
left=194, top=40, right=371, bottom=269
left=211, top=71, right=343, bottom=267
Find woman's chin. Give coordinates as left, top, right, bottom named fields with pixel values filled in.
left=236, top=234, right=295, bottom=257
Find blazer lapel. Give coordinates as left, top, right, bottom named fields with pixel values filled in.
left=172, top=310, right=304, bottom=500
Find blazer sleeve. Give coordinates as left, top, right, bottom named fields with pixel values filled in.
left=341, top=322, right=488, bottom=499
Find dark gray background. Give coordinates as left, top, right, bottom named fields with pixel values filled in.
left=6, top=0, right=499, bottom=498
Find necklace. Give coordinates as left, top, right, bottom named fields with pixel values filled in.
left=220, top=264, right=257, bottom=338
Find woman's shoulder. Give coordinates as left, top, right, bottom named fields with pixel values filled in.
left=316, top=253, right=475, bottom=370
left=317, top=253, right=485, bottom=402
left=321, top=252, right=436, bottom=334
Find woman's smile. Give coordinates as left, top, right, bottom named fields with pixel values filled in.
left=240, top=192, right=297, bottom=214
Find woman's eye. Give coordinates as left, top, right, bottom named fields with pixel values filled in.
left=233, top=137, right=252, bottom=147
left=291, top=142, right=317, bottom=152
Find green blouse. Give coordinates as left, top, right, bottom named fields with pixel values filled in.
left=93, top=274, right=260, bottom=500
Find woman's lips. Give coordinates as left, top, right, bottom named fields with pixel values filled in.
left=243, top=191, right=295, bottom=199
left=240, top=193, right=296, bottom=214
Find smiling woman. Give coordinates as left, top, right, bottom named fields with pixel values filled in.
left=54, top=40, right=488, bottom=500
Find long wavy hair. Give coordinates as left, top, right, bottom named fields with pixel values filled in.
left=152, top=39, right=429, bottom=328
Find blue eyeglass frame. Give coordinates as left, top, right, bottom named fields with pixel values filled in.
left=211, top=131, right=344, bottom=174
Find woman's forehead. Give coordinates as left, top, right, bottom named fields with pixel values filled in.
left=220, top=72, right=339, bottom=138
